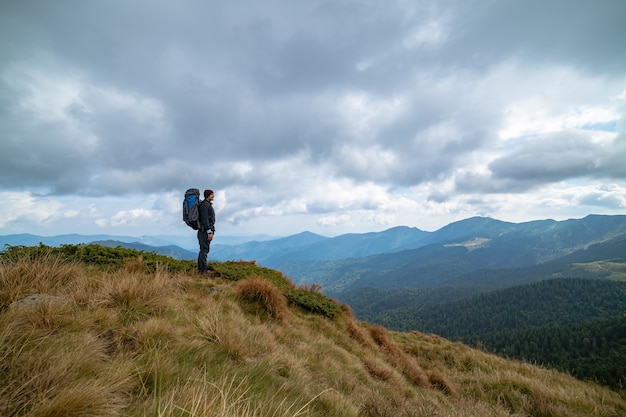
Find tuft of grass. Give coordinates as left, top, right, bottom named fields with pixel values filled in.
left=0, top=252, right=82, bottom=312
left=370, top=325, right=431, bottom=389
left=97, top=269, right=176, bottom=326
left=427, top=369, right=458, bottom=398
left=346, top=316, right=376, bottom=348
left=362, top=355, right=404, bottom=388
left=234, top=276, right=290, bottom=322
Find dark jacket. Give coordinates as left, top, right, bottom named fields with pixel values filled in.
left=198, top=200, right=215, bottom=232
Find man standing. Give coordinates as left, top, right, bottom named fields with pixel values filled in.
left=197, top=189, right=216, bottom=274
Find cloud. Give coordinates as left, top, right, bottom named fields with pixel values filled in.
left=491, top=132, right=601, bottom=181
left=108, top=208, right=155, bottom=227
left=1, top=0, right=625, bottom=237
left=576, top=184, right=626, bottom=209
left=489, top=130, right=625, bottom=184
left=0, top=191, right=64, bottom=229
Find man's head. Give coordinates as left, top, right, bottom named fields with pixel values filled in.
left=204, top=189, right=215, bottom=200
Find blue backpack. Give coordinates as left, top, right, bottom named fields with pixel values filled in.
left=183, top=188, right=201, bottom=230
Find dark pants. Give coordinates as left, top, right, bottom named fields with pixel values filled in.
left=197, top=230, right=211, bottom=272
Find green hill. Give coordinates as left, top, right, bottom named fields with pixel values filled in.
left=1, top=244, right=625, bottom=417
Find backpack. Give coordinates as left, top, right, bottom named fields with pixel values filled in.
left=183, top=188, right=201, bottom=230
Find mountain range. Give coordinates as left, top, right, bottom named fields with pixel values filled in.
left=211, top=214, right=626, bottom=296
left=3, top=215, right=626, bottom=296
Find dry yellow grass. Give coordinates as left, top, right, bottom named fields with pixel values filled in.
left=234, top=275, right=290, bottom=322
left=369, top=324, right=430, bottom=388
left=1, top=252, right=625, bottom=417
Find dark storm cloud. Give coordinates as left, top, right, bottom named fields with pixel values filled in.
left=490, top=131, right=626, bottom=182
left=455, top=131, right=626, bottom=196
left=491, top=131, right=600, bottom=182
left=443, top=0, right=626, bottom=74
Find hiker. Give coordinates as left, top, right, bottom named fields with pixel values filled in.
left=197, top=189, right=216, bottom=274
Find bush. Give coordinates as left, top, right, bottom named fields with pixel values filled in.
left=285, top=287, right=341, bottom=319
left=216, top=261, right=294, bottom=290
left=1, top=244, right=196, bottom=273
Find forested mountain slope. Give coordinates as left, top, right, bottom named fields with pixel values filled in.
left=350, top=278, right=626, bottom=390
left=472, top=316, right=626, bottom=389
left=371, top=278, right=626, bottom=336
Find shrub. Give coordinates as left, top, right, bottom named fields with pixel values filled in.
left=216, top=261, right=294, bottom=290
left=285, top=287, right=341, bottom=319
left=0, top=244, right=196, bottom=273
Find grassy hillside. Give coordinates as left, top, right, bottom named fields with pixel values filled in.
left=1, top=245, right=625, bottom=416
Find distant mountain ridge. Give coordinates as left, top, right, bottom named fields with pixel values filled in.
left=0, top=232, right=277, bottom=252
left=90, top=240, right=196, bottom=261
left=3, top=214, right=626, bottom=289
left=266, top=215, right=626, bottom=293
left=0, top=234, right=197, bottom=261
left=214, top=214, right=626, bottom=272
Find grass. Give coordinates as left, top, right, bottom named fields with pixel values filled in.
left=234, top=276, right=291, bottom=322
left=1, top=245, right=625, bottom=416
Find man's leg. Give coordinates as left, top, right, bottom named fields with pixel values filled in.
left=197, top=230, right=209, bottom=273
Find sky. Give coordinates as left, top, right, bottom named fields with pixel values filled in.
left=1, top=0, right=625, bottom=239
